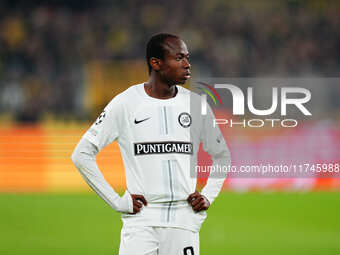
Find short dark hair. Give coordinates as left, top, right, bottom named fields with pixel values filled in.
left=146, top=33, right=179, bottom=74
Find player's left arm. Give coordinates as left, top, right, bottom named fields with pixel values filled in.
left=188, top=105, right=231, bottom=212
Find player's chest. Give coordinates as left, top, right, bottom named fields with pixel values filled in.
left=124, top=104, right=199, bottom=141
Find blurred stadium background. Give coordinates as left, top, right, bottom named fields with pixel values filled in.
left=1, top=0, right=340, bottom=254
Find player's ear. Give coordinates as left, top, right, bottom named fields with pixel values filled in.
left=150, top=57, right=162, bottom=72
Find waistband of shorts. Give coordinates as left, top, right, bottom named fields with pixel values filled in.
left=146, top=200, right=189, bottom=208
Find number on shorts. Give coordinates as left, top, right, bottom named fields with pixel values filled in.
left=183, top=246, right=194, bottom=255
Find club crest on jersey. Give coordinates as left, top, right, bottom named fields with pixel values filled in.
left=95, top=110, right=106, bottom=125
left=178, top=112, right=191, bottom=128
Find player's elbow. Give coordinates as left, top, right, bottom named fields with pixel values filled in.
left=214, top=149, right=231, bottom=162
left=71, top=149, right=80, bottom=166
left=71, top=144, right=84, bottom=168
left=71, top=138, right=98, bottom=170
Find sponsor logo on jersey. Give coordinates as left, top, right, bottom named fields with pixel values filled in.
left=134, top=141, right=193, bottom=155
left=134, top=117, right=150, bottom=124
left=178, top=112, right=191, bottom=128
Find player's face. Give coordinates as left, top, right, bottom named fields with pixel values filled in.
left=159, top=38, right=191, bottom=85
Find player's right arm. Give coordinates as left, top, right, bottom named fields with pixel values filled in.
left=71, top=96, right=146, bottom=214
left=72, top=138, right=135, bottom=213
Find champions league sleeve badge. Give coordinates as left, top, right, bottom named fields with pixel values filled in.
left=178, top=112, right=192, bottom=128
left=95, top=110, right=106, bottom=125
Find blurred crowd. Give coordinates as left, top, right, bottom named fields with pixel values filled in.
left=0, top=0, right=340, bottom=122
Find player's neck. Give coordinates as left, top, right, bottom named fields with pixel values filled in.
left=144, top=77, right=177, bottom=99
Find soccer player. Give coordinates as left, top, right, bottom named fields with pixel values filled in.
left=72, top=33, right=230, bottom=255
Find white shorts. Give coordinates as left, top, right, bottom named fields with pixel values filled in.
left=119, top=226, right=199, bottom=255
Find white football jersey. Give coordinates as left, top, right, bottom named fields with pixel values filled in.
left=83, top=83, right=229, bottom=231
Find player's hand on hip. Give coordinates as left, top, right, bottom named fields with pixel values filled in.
left=130, top=194, right=147, bottom=214
left=187, top=191, right=210, bottom=212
